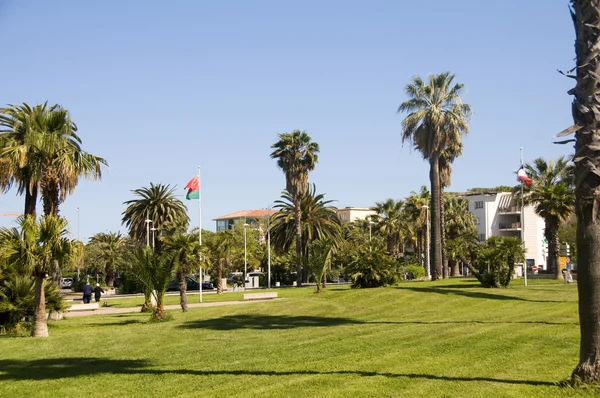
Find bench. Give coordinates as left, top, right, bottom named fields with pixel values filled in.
left=243, top=292, right=278, bottom=301
left=68, top=303, right=99, bottom=311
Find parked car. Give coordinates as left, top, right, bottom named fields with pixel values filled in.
left=60, top=278, right=74, bottom=289
left=166, top=277, right=214, bottom=291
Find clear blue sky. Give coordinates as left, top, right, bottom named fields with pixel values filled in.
left=0, top=0, right=575, bottom=240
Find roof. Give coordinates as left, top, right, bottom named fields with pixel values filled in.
left=213, top=209, right=278, bottom=221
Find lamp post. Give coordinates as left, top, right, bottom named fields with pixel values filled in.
left=369, top=221, right=375, bottom=252
left=145, top=219, right=153, bottom=247
left=244, top=223, right=249, bottom=283
left=151, top=227, right=157, bottom=251
left=423, top=205, right=431, bottom=279
left=267, top=206, right=272, bottom=289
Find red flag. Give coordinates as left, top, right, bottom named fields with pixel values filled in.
left=185, top=176, right=199, bottom=191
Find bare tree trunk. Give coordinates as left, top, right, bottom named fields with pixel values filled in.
left=32, top=272, right=49, bottom=337
left=571, top=0, right=600, bottom=383
left=24, top=185, right=37, bottom=217
left=429, top=156, right=443, bottom=280
left=177, top=270, right=188, bottom=312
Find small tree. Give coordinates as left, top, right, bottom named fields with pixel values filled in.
left=470, top=237, right=525, bottom=288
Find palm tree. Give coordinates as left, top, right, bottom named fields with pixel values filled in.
left=439, top=143, right=463, bottom=278
left=0, top=103, right=107, bottom=217
left=270, top=185, right=341, bottom=283
left=122, top=183, right=189, bottom=244
left=0, top=215, right=72, bottom=337
left=443, top=195, right=477, bottom=276
left=521, top=157, right=574, bottom=279
left=204, top=230, right=242, bottom=294
left=162, top=231, right=200, bottom=311
left=130, top=247, right=177, bottom=321
left=404, top=186, right=430, bottom=272
left=370, top=199, right=404, bottom=258
left=270, top=130, right=320, bottom=285
left=398, top=73, right=471, bottom=279
left=88, top=232, right=127, bottom=288
left=569, top=1, right=600, bottom=382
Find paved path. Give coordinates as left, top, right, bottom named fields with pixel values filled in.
left=66, top=299, right=278, bottom=317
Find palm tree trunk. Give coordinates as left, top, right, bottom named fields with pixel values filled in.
left=429, top=156, right=443, bottom=280
left=152, top=292, right=166, bottom=320
left=32, top=271, right=49, bottom=337
left=571, top=0, right=600, bottom=383
left=545, top=218, right=562, bottom=280
left=24, top=185, right=37, bottom=217
left=217, top=262, right=224, bottom=294
left=451, top=259, right=461, bottom=277
left=294, top=198, right=303, bottom=287
left=177, top=270, right=188, bottom=312
left=141, top=289, right=153, bottom=312
left=440, top=187, right=448, bottom=278
left=105, top=262, right=115, bottom=288
left=41, top=167, right=60, bottom=216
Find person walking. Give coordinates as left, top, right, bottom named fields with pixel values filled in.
left=93, top=283, right=105, bottom=303
left=82, top=282, right=92, bottom=304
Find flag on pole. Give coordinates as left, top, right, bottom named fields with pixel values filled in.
left=516, top=166, right=533, bottom=186
left=184, top=176, right=200, bottom=200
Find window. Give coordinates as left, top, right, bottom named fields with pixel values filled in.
left=479, top=234, right=486, bottom=242
left=475, top=201, right=484, bottom=209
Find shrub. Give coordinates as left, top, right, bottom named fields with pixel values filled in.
left=404, top=264, right=426, bottom=280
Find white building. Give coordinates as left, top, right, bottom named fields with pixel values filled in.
left=465, top=192, right=546, bottom=270
left=337, top=207, right=376, bottom=224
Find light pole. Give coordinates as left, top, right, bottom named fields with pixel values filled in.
left=151, top=227, right=157, bottom=251
left=369, top=221, right=375, bottom=252
left=244, top=223, right=249, bottom=284
left=423, top=205, right=431, bottom=279
left=266, top=206, right=272, bottom=289
left=145, top=219, right=153, bottom=247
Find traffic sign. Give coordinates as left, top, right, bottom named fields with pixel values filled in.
left=532, top=265, right=538, bottom=273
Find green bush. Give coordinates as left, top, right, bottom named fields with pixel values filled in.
left=405, top=264, right=426, bottom=280
left=0, top=275, right=67, bottom=334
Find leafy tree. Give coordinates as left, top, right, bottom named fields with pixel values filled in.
left=404, top=186, right=430, bottom=273
left=521, top=157, right=574, bottom=279
left=346, top=240, right=397, bottom=288
left=568, top=0, right=600, bottom=383
left=88, top=232, right=127, bottom=288
left=270, top=130, right=320, bottom=285
left=468, top=237, right=525, bottom=288
left=443, top=195, right=478, bottom=276
left=370, top=199, right=405, bottom=258
left=0, top=215, right=72, bottom=337
left=398, top=72, right=471, bottom=280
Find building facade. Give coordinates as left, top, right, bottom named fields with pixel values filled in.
left=465, top=192, right=546, bottom=270
left=337, top=207, right=376, bottom=224
left=213, top=209, right=277, bottom=231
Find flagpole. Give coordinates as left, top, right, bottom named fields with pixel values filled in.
left=198, top=166, right=203, bottom=303
left=521, top=147, right=527, bottom=287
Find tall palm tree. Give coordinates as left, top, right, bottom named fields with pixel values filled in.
left=569, top=1, right=600, bottom=382
left=162, top=231, right=200, bottom=311
left=88, top=232, right=127, bottom=288
left=0, top=103, right=107, bottom=217
left=521, top=157, right=574, bottom=279
left=398, top=73, right=471, bottom=279
left=122, top=183, right=189, bottom=244
left=271, top=185, right=341, bottom=283
left=270, top=130, right=320, bottom=285
left=0, top=215, right=72, bottom=337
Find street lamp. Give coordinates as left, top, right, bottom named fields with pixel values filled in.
left=150, top=227, right=157, bottom=250
left=368, top=221, right=375, bottom=252
left=422, top=205, right=431, bottom=279
left=265, top=206, right=272, bottom=289
left=145, top=219, right=153, bottom=247
left=244, top=223, right=249, bottom=283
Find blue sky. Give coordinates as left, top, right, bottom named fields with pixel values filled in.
left=0, top=0, right=575, bottom=240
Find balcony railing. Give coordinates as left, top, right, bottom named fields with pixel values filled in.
left=499, top=222, right=521, bottom=230
left=499, top=206, right=521, bottom=214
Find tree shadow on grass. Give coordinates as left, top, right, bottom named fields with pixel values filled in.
left=179, top=314, right=363, bottom=330
left=397, top=286, right=567, bottom=303
left=0, top=357, right=556, bottom=387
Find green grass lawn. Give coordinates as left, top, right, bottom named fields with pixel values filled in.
left=1, top=278, right=595, bottom=398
